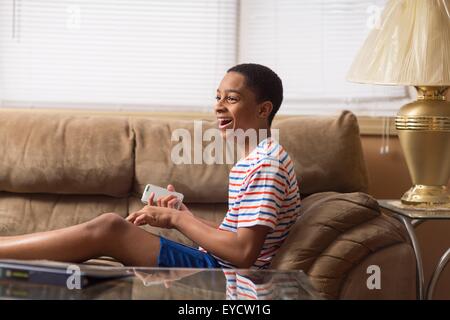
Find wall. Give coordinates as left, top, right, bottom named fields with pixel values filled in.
left=361, top=134, right=450, bottom=300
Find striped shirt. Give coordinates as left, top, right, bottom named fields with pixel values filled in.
left=210, top=136, right=301, bottom=269
left=224, top=270, right=275, bottom=300
left=224, top=270, right=303, bottom=300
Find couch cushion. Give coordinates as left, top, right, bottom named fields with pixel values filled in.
left=0, top=111, right=134, bottom=197
left=133, top=110, right=368, bottom=202
left=0, top=191, right=128, bottom=235
left=132, top=118, right=234, bottom=203
left=0, top=110, right=367, bottom=201
left=271, top=191, right=410, bottom=299
left=272, top=110, right=368, bottom=196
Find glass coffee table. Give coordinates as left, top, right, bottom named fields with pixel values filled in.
left=0, top=260, right=321, bottom=300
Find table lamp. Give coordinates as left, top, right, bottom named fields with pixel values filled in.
left=347, top=0, right=450, bottom=206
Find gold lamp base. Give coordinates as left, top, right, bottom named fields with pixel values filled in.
left=396, top=86, right=450, bottom=206
left=401, top=185, right=450, bottom=205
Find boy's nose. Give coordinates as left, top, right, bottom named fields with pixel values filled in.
left=214, top=101, right=227, bottom=113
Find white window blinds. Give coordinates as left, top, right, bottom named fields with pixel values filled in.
left=0, top=0, right=411, bottom=115
left=239, top=0, right=411, bottom=116
left=0, top=0, right=237, bottom=111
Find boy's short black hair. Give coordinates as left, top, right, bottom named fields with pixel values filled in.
left=227, top=63, right=283, bottom=126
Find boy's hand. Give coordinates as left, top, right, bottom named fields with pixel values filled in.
left=133, top=269, right=198, bottom=288
left=157, top=185, right=193, bottom=216
left=126, top=184, right=192, bottom=228
left=126, top=205, right=177, bottom=229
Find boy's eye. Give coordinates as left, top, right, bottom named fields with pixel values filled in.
left=216, top=95, right=238, bottom=103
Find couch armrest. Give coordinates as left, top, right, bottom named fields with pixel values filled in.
left=271, top=192, right=416, bottom=299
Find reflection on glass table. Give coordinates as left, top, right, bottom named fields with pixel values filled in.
left=0, top=262, right=321, bottom=300
left=223, top=270, right=315, bottom=300
left=132, top=268, right=320, bottom=300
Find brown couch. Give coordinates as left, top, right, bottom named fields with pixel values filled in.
left=0, top=109, right=416, bottom=299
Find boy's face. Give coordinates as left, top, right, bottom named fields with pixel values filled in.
left=215, top=71, right=268, bottom=137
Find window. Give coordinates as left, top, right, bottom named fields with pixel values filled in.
left=0, top=0, right=237, bottom=112
left=0, top=0, right=410, bottom=115
left=239, top=0, right=411, bottom=116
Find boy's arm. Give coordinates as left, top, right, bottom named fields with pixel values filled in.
left=153, top=188, right=220, bottom=229
left=194, top=217, right=220, bottom=229
left=173, top=213, right=270, bottom=268
left=127, top=206, right=269, bottom=268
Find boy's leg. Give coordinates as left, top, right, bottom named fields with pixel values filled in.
left=0, top=213, right=160, bottom=266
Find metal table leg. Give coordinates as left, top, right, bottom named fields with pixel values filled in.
left=380, top=200, right=450, bottom=300
left=397, top=216, right=425, bottom=300
left=427, top=248, right=450, bottom=300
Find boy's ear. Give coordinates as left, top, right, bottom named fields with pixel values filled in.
left=258, top=101, right=273, bottom=120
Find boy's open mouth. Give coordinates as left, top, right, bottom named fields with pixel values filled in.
left=217, top=118, right=233, bottom=129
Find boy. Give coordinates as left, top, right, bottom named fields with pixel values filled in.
left=0, top=64, right=300, bottom=269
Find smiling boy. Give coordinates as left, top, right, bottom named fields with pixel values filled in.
left=0, top=64, right=301, bottom=269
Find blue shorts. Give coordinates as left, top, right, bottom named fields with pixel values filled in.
left=157, top=237, right=221, bottom=268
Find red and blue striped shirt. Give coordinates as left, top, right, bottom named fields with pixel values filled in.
left=214, top=137, right=301, bottom=269
left=224, top=270, right=303, bottom=300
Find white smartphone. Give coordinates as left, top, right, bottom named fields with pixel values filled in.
left=141, top=184, right=184, bottom=210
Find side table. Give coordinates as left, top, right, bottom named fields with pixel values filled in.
left=379, top=199, right=450, bottom=300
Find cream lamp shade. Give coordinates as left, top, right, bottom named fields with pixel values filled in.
left=347, top=0, right=450, bottom=206
left=347, top=0, right=450, bottom=86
